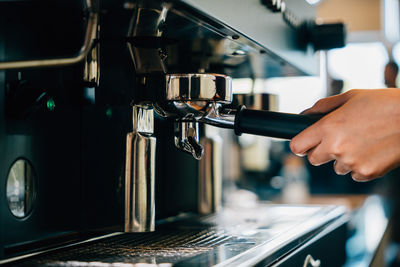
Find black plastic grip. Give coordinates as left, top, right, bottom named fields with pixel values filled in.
left=234, top=107, right=323, bottom=139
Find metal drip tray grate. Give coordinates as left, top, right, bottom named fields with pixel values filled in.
left=10, top=205, right=346, bottom=266
left=17, top=228, right=233, bottom=266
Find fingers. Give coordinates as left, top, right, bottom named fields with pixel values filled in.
left=351, top=172, right=371, bottom=182
left=292, top=139, right=352, bottom=176
left=333, top=160, right=351, bottom=175
left=306, top=143, right=335, bottom=166
left=290, top=123, right=322, bottom=157
left=292, top=91, right=356, bottom=155
left=301, top=90, right=354, bottom=115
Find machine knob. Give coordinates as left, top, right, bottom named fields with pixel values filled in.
left=261, top=0, right=284, bottom=13
left=298, top=21, right=346, bottom=51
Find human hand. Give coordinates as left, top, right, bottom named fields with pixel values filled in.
left=290, top=89, right=400, bottom=181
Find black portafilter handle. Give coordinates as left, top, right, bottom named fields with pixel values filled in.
left=234, top=106, right=323, bottom=139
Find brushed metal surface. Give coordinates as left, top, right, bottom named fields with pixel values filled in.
left=10, top=204, right=347, bottom=266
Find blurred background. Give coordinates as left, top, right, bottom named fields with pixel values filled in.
left=221, top=0, right=400, bottom=266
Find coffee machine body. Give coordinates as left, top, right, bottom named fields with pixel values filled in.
left=0, top=0, right=342, bottom=262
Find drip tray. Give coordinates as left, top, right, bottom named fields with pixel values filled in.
left=12, top=204, right=347, bottom=266
left=25, top=229, right=233, bottom=266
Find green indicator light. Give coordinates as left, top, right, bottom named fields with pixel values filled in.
left=46, top=98, right=56, bottom=111
left=106, top=108, right=112, bottom=118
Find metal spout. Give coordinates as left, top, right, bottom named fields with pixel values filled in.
left=174, top=121, right=204, bottom=160
left=125, top=105, right=156, bottom=232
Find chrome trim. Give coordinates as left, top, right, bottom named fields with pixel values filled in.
left=0, top=10, right=98, bottom=70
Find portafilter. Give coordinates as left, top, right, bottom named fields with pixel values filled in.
left=153, top=73, right=322, bottom=159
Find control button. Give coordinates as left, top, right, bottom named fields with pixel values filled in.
left=261, top=0, right=283, bottom=12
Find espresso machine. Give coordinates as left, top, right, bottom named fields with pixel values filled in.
left=0, top=0, right=348, bottom=266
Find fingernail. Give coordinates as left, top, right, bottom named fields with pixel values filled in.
left=295, top=153, right=306, bottom=157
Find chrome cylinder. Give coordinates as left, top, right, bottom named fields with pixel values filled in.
left=125, top=105, right=156, bottom=232
left=199, top=125, right=222, bottom=214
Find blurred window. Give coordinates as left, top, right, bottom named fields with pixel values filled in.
left=328, top=42, right=389, bottom=90
left=232, top=42, right=390, bottom=114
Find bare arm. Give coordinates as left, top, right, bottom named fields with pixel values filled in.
left=290, top=88, right=400, bottom=181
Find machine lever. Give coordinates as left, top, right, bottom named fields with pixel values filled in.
left=0, top=0, right=97, bottom=70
